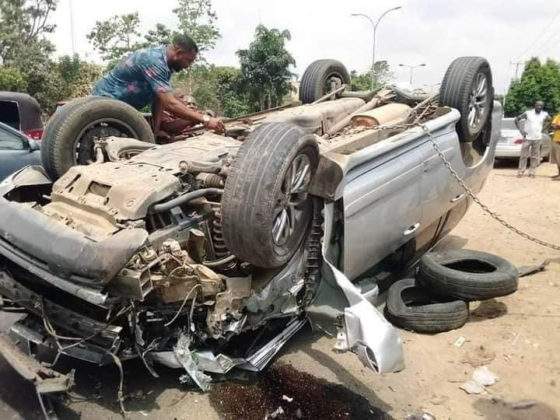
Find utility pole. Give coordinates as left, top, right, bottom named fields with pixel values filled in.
left=69, top=0, right=77, bottom=55
left=510, top=61, right=524, bottom=80
left=351, top=6, right=402, bottom=89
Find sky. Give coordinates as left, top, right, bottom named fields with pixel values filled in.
left=49, top=0, right=560, bottom=94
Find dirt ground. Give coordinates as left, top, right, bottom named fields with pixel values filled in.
left=0, top=162, right=559, bottom=419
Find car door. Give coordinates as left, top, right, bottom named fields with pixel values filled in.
left=342, top=143, right=424, bottom=280
left=0, top=124, right=41, bottom=180
left=414, top=129, right=465, bottom=254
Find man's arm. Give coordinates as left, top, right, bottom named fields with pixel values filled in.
left=514, top=112, right=527, bottom=137
left=155, top=91, right=224, bottom=133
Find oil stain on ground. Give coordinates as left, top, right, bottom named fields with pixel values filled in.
left=209, top=364, right=392, bottom=419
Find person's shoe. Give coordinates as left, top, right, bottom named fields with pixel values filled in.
left=517, top=172, right=524, bottom=178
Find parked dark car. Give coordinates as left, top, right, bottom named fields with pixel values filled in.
left=0, top=122, right=41, bottom=179
left=0, top=91, right=44, bottom=140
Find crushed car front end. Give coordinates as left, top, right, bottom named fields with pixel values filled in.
left=0, top=134, right=403, bottom=397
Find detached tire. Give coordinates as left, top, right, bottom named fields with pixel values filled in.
left=417, top=250, right=518, bottom=301
left=440, top=57, right=493, bottom=142
left=299, top=59, right=350, bottom=104
left=42, top=97, right=154, bottom=180
left=222, top=123, right=319, bottom=268
left=385, top=279, right=469, bottom=334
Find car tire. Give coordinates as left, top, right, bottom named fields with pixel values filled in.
left=299, top=59, right=350, bottom=104
left=222, top=122, right=319, bottom=268
left=417, top=249, right=518, bottom=301
left=385, top=279, right=469, bottom=333
left=440, top=57, right=493, bottom=142
left=41, top=97, right=154, bottom=180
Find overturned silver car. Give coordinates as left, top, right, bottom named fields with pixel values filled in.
left=0, top=57, right=499, bottom=402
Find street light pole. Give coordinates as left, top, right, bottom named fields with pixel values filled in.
left=351, top=6, right=402, bottom=89
left=399, top=63, right=426, bottom=86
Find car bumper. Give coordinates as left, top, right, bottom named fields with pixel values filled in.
left=0, top=333, right=73, bottom=393
left=495, top=145, right=521, bottom=158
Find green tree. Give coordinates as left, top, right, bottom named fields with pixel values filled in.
left=0, top=0, right=57, bottom=63
left=173, top=65, right=250, bottom=117
left=504, top=58, right=560, bottom=117
left=56, top=55, right=104, bottom=99
left=144, top=23, right=173, bottom=46
left=350, top=61, right=393, bottom=91
left=173, top=0, right=220, bottom=54
left=0, top=0, right=61, bottom=111
left=0, top=66, right=28, bottom=91
left=237, top=25, right=295, bottom=111
left=87, top=13, right=142, bottom=63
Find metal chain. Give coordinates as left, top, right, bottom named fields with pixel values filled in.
left=420, top=125, right=560, bottom=252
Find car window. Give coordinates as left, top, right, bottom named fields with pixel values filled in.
left=0, top=126, right=26, bottom=150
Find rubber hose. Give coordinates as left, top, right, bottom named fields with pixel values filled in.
left=151, top=188, right=223, bottom=213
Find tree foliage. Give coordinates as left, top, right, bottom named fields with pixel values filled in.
left=173, top=0, right=220, bottom=54
left=173, top=65, right=249, bottom=117
left=88, top=0, right=220, bottom=64
left=350, top=61, right=393, bottom=91
left=237, top=25, right=295, bottom=111
left=87, top=13, right=142, bottom=63
left=504, top=58, right=560, bottom=117
left=0, top=0, right=56, bottom=63
left=0, top=67, right=28, bottom=91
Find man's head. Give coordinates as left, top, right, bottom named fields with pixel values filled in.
left=167, top=33, right=198, bottom=72
left=534, top=101, right=544, bottom=113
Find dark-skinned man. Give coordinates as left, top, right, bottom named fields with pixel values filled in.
left=514, top=100, right=550, bottom=178
left=92, top=33, right=224, bottom=137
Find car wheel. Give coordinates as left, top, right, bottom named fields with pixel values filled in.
left=41, top=97, right=154, bottom=180
left=385, top=279, right=469, bottom=333
left=222, top=123, right=319, bottom=268
left=440, top=57, right=494, bottom=143
left=417, top=249, right=518, bottom=301
left=299, top=59, right=350, bottom=104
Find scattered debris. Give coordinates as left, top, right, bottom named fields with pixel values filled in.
left=460, top=366, right=499, bottom=395
left=282, top=395, right=294, bottom=403
left=405, top=412, right=436, bottom=420
left=517, top=260, right=550, bottom=278
left=268, top=406, right=285, bottom=418
left=472, top=366, right=498, bottom=386
left=460, top=380, right=486, bottom=395
left=453, top=336, right=466, bottom=348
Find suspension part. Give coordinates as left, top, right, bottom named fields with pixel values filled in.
left=209, top=202, right=232, bottom=260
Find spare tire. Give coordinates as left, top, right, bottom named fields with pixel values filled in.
left=417, top=250, right=518, bottom=301
left=440, top=57, right=493, bottom=143
left=385, top=279, right=469, bottom=334
left=222, top=123, right=319, bottom=268
left=299, top=59, right=350, bottom=104
left=42, top=97, right=154, bottom=180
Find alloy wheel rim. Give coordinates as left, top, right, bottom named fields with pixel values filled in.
left=272, top=154, right=312, bottom=246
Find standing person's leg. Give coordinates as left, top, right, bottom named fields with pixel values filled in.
left=528, top=141, right=539, bottom=177
left=551, top=142, right=560, bottom=179
left=518, top=141, right=530, bottom=176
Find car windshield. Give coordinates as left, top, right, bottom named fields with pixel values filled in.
left=501, top=119, right=517, bottom=130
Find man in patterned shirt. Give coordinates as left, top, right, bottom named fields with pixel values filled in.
left=92, top=33, right=224, bottom=136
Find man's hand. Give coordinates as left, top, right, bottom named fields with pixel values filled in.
left=204, top=117, right=225, bottom=133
